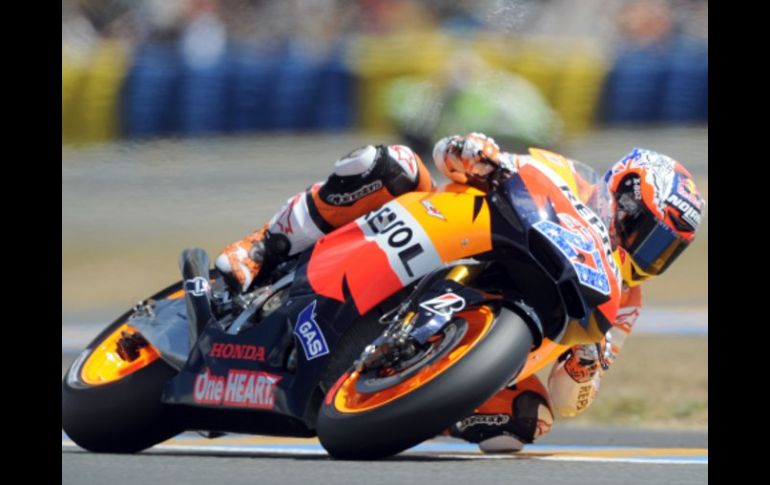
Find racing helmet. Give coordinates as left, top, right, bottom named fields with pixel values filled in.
left=604, top=148, right=704, bottom=285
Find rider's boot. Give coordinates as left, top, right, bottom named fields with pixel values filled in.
left=448, top=374, right=554, bottom=453
left=214, top=225, right=268, bottom=293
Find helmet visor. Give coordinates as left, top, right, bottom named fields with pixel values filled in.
left=617, top=206, right=688, bottom=276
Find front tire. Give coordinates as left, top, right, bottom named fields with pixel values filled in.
left=316, top=306, right=534, bottom=459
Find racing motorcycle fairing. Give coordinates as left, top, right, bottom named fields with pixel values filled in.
left=158, top=153, right=621, bottom=433
left=306, top=186, right=493, bottom=316
left=496, top=149, right=623, bottom=380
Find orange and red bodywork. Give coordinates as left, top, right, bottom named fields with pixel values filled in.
left=308, top=150, right=622, bottom=384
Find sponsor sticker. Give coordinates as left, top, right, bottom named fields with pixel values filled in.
left=293, top=300, right=330, bottom=360
left=666, top=193, right=701, bottom=228
left=421, top=199, right=446, bottom=221
left=533, top=215, right=612, bottom=295
left=558, top=185, right=619, bottom=282
left=209, top=343, right=266, bottom=362
left=676, top=177, right=701, bottom=206
left=185, top=277, right=210, bottom=297
left=419, top=292, right=466, bottom=317
left=632, top=177, right=642, bottom=200
left=456, top=414, right=510, bottom=432
left=193, top=368, right=282, bottom=409
left=326, top=180, right=382, bottom=206
left=361, top=203, right=441, bottom=282
left=576, top=383, right=595, bottom=411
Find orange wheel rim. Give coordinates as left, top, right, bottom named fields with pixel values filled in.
left=166, top=289, right=185, bottom=299
left=80, top=323, right=161, bottom=386
left=332, top=306, right=495, bottom=413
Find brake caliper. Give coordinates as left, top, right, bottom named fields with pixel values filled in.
left=355, top=313, right=419, bottom=373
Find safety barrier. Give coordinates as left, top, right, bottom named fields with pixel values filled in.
left=601, top=38, right=708, bottom=123
left=61, top=34, right=707, bottom=143
left=62, top=40, right=128, bottom=144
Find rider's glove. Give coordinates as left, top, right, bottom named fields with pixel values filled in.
left=452, top=132, right=502, bottom=176
left=547, top=334, right=617, bottom=418
left=433, top=133, right=502, bottom=183
left=497, top=152, right=517, bottom=174
left=561, top=344, right=601, bottom=383
left=561, top=334, right=616, bottom=383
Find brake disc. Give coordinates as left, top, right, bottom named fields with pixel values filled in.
left=354, top=319, right=468, bottom=394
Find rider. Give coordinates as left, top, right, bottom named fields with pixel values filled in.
left=215, top=133, right=704, bottom=452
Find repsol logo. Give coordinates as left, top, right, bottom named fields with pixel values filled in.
left=326, top=180, right=383, bottom=206
left=365, top=206, right=425, bottom=278
left=576, top=384, right=593, bottom=411
left=559, top=185, right=619, bottom=281
left=209, top=343, right=265, bottom=362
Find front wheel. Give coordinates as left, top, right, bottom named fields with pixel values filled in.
left=316, top=306, right=534, bottom=460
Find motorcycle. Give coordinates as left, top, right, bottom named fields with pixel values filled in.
left=62, top=148, right=620, bottom=459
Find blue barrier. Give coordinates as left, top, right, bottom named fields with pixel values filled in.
left=121, top=45, right=181, bottom=137
left=178, top=55, right=229, bottom=136
left=269, top=54, right=322, bottom=130
left=659, top=39, right=708, bottom=122
left=602, top=47, right=669, bottom=123
left=117, top=38, right=705, bottom=138
left=314, top=55, right=355, bottom=130
left=120, top=44, right=354, bottom=137
left=600, top=37, right=708, bottom=123
left=227, top=49, right=278, bottom=133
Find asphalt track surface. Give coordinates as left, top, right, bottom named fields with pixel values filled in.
left=62, top=347, right=707, bottom=485
left=62, top=428, right=707, bottom=485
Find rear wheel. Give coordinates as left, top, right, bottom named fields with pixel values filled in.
left=62, top=284, right=185, bottom=453
left=316, top=306, right=534, bottom=459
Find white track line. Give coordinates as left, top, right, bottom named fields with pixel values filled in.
left=61, top=441, right=707, bottom=465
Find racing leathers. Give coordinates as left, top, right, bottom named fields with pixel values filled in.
left=215, top=135, right=640, bottom=453
left=215, top=144, right=432, bottom=292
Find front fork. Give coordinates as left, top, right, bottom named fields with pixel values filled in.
left=444, top=263, right=484, bottom=285
left=379, top=259, right=489, bottom=324
left=355, top=260, right=496, bottom=372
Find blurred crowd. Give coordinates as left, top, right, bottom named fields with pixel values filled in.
left=63, top=0, right=707, bottom=54
left=62, top=0, right=708, bottom=144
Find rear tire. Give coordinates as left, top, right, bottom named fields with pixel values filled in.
left=62, top=352, right=180, bottom=453
left=62, top=283, right=186, bottom=453
left=316, top=307, right=533, bottom=460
